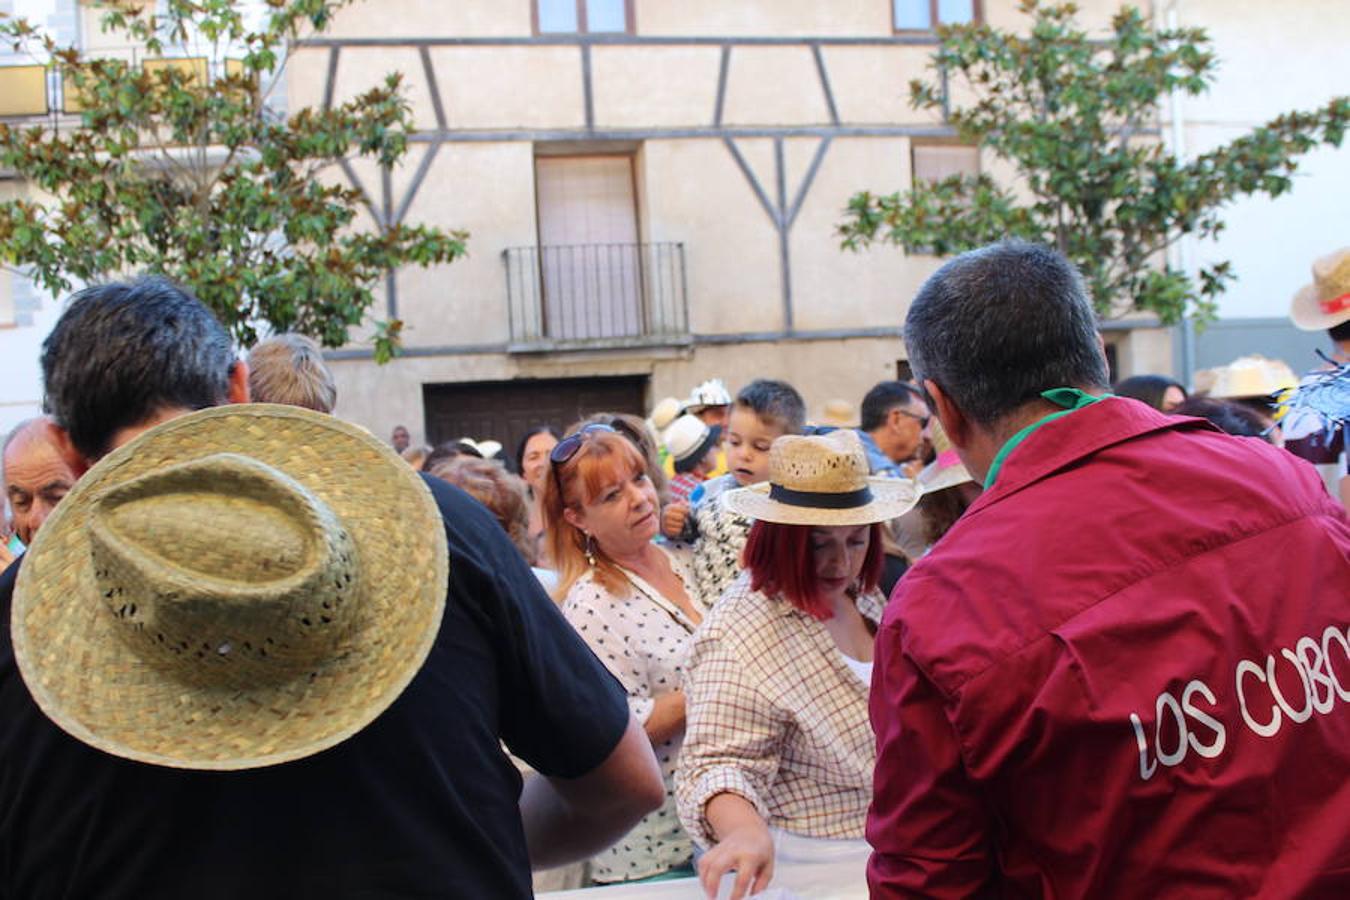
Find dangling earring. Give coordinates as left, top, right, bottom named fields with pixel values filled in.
left=584, top=533, right=596, bottom=567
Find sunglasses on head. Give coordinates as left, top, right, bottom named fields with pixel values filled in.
left=549, top=419, right=648, bottom=495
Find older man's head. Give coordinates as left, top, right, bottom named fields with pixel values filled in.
left=860, top=381, right=930, bottom=465
left=905, top=241, right=1110, bottom=479
left=3, top=417, right=76, bottom=545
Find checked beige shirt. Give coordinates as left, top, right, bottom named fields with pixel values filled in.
left=675, top=572, right=884, bottom=848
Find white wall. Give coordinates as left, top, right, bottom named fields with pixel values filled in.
left=1171, top=0, right=1350, bottom=320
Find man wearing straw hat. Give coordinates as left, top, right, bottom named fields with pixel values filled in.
left=1287, top=246, right=1350, bottom=506
left=0, top=277, right=663, bottom=898
left=867, top=242, right=1350, bottom=898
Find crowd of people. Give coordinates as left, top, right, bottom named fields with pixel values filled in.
left=0, top=241, right=1346, bottom=899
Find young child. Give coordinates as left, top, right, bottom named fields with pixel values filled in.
left=682, top=379, right=806, bottom=603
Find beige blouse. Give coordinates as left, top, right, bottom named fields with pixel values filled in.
left=676, top=571, right=884, bottom=847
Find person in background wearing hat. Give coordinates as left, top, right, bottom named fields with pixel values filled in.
left=857, top=381, right=930, bottom=479
left=664, top=413, right=722, bottom=503
left=685, top=378, right=733, bottom=431
left=648, top=396, right=685, bottom=475
left=1192, top=354, right=1298, bottom=445
left=909, top=420, right=981, bottom=555
left=1287, top=246, right=1350, bottom=506
left=246, top=332, right=338, bottom=413
left=0, top=277, right=664, bottom=899
left=684, top=379, right=807, bottom=604
left=545, top=424, right=707, bottom=886
left=867, top=241, right=1350, bottom=898
left=676, top=429, right=916, bottom=900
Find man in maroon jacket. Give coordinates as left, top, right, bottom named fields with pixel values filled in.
left=868, top=241, right=1350, bottom=898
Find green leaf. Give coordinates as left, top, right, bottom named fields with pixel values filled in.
left=0, top=0, right=463, bottom=362
left=839, top=1, right=1348, bottom=326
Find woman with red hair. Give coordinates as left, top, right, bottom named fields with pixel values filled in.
left=675, top=429, right=917, bottom=899
left=543, top=423, right=708, bottom=886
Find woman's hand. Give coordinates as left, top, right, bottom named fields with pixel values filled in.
left=700, top=794, right=774, bottom=899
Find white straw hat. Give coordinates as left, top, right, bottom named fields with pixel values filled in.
left=12, top=404, right=448, bottom=771
left=724, top=430, right=917, bottom=526
left=662, top=414, right=721, bottom=473
left=684, top=378, right=732, bottom=414
left=1290, top=247, right=1350, bottom=331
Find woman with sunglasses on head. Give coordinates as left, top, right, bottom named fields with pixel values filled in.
left=675, top=429, right=917, bottom=900
left=543, top=423, right=708, bottom=886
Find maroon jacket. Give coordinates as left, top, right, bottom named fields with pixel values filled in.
left=868, top=397, right=1350, bottom=898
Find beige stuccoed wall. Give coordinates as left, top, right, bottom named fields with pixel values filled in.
left=590, top=46, right=723, bottom=129
left=639, top=139, right=782, bottom=333
left=635, top=0, right=892, bottom=37
left=292, top=0, right=1175, bottom=440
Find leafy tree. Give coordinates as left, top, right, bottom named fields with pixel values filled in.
left=839, top=0, right=1348, bottom=324
left=0, top=0, right=466, bottom=361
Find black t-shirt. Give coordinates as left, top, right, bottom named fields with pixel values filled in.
left=0, top=475, right=630, bottom=899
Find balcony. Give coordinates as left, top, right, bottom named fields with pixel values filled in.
left=503, top=242, right=690, bottom=352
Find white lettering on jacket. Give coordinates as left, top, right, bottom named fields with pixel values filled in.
left=1131, top=624, right=1348, bottom=780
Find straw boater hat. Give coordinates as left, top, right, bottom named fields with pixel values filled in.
left=818, top=399, right=859, bottom=430
left=1194, top=355, right=1299, bottom=400
left=11, top=404, right=448, bottom=771
left=917, top=419, right=973, bottom=495
left=724, top=429, right=917, bottom=526
left=1290, top=247, right=1350, bottom=331
left=662, top=414, right=721, bottom=474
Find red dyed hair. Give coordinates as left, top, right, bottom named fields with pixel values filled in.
left=541, top=430, right=649, bottom=600
left=741, top=520, right=885, bottom=620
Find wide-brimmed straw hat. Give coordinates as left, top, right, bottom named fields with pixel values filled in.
left=1194, top=355, right=1299, bottom=400
left=917, top=420, right=973, bottom=494
left=12, top=404, right=448, bottom=771
left=1290, top=247, right=1350, bottom=331
left=724, top=429, right=917, bottom=526
left=817, top=399, right=858, bottom=430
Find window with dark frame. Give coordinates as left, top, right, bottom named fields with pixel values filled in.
left=893, top=0, right=982, bottom=32
left=534, top=0, right=632, bottom=35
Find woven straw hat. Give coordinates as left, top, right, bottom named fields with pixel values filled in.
left=724, top=430, right=917, bottom=526
left=917, top=420, right=973, bottom=494
left=1290, top=247, right=1350, bottom=331
left=1195, top=355, right=1299, bottom=399
left=817, top=399, right=858, bottom=429
left=12, top=404, right=448, bottom=771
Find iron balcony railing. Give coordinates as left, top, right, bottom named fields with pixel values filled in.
left=503, top=241, right=689, bottom=350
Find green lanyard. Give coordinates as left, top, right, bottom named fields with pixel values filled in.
left=983, top=388, right=1108, bottom=489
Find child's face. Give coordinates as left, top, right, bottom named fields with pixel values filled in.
left=726, top=407, right=788, bottom=486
